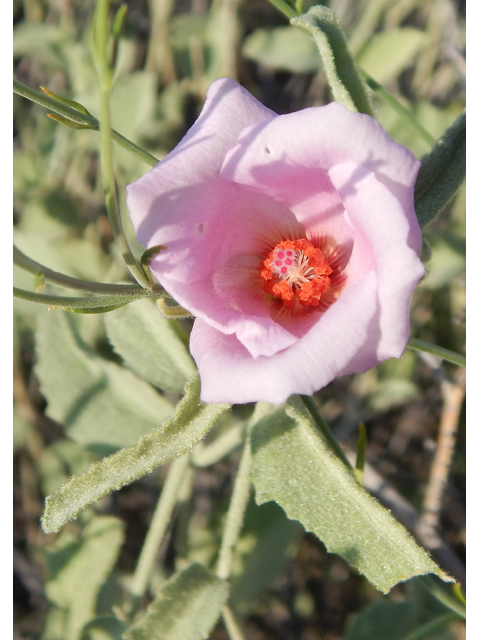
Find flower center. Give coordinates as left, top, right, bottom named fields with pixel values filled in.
left=259, top=238, right=333, bottom=308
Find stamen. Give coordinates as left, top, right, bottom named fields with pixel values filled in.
left=259, top=239, right=333, bottom=308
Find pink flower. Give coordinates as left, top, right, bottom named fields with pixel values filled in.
left=127, top=79, right=424, bottom=405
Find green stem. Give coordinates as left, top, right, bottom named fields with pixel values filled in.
left=129, top=453, right=191, bottom=604
left=13, top=287, right=160, bottom=309
left=192, top=424, right=243, bottom=467
left=300, top=395, right=353, bottom=472
left=216, top=430, right=252, bottom=581
left=362, top=72, right=436, bottom=147
left=418, top=576, right=466, bottom=619
left=93, top=0, right=151, bottom=289
left=13, top=245, right=164, bottom=296
left=13, top=78, right=158, bottom=167
left=222, top=604, right=249, bottom=640
left=407, top=338, right=466, bottom=368
left=400, top=613, right=461, bottom=640
left=354, top=422, right=367, bottom=485
left=265, top=0, right=299, bottom=20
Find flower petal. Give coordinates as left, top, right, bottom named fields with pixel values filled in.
left=329, top=162, right=425, bottom=362
left=126, top=78, right=276, bottom=283
left=220, top=101, right=421, bottom=251
left=190, top=271, right=378, bottom=404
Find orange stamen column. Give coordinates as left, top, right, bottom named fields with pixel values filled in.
left=259, top=239, right=333, bottom=308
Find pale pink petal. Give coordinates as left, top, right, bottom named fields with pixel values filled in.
left=126, top=78, right=276, bottom=284
left=329, top=162, right=425, bottom=361
left=190, top=272, right=378, bottom=404
left=220, top=101, right=421, bottom=251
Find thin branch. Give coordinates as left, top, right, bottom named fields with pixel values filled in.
left=407, top=338, right=466, bottom=368
left=416, top=368, right=466, bottom=549
left=14, top=78, right=159, bottom=168
left=128, top=454, right=192, bottom=607
left=13, top=287, right=159, bottom=309
left=13, top=245, right=164, bottom=296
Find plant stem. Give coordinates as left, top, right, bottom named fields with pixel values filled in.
left=407, top=338, right=466, bottom=368
left=216, top=430, right=252, bottom=581
left=400, top=613, right=461, bottom=640
left=13, top=287, right=159, bottom=309
left=222, top=604, right=249, bottom=640
left=13, top=245, right=165, bottom=296
left=266, top=0, right=299, bottom=20
left=362, top=72, right=436, bottom=147
left=129, top=453, right=191, bottom=604
left=192, top=423, right=243, bottom=467
left=300, top=395, right=353, bottom=472
left=13, top=78, right=159, bottom=167
left=93, top=0, right=151, bottom=289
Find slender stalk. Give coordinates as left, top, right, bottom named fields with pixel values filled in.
left=300, top=395, right=353, bottom=472
left=14, top=78, right=96, bottom=125
left=129, top=453, right=191, bottom=604
left=192, top=424, right=243, bottom=467
left=14, top=78, right=159, bottom=167
left=13, top=245, right=165, bottom=296
left=418, top=576, right=466, bottom=619
left=407, top=338, right=466, bottom=368
left=216, top=431, right=252, bottom=581
left=417, top=369, right=466, bottom=549
left=92, top=0, right=151, bottom=289
left=400, top=613, right=461, bottom=640
left=222, top=604, right=249, bottom=640
left=13, top=287, right=158, bottom=309
left=354, top=422, right=367, bottom=485
left=265, top=0, right=299, bottom=20
left=362, top=72, right=436, bottom=147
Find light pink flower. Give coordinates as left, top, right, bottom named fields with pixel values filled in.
left=126, top=78, right=424, bottom=405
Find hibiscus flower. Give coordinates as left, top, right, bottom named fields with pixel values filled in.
left=126, top=78, right=424, bottom=404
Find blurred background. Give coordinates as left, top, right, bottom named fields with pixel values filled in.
left=13, top=1, right=465, bottom=638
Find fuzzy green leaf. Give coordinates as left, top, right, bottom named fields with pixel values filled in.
left=104, top=298, right=196, bottom=394
left=41, top=376, right=228, bottom=533
left=414, top=112, right=466, bottom=227
left=291, top=5, right=372, bottom=114
left=124, top=563, right=229, bottom=640
left=45, top=516, right=124, bottom=640
left=250, top=400, right=452, bottom=594
left=35, top=311, right=173, bottom=457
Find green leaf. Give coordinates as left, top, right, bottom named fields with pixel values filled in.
left=414, top=112, right=466, bottom=227
left=231, top=500, right=302, bottom=610
left=124, top=563, right=229, bottom=640
left=45, top=516, right=124, bottom=640
left=250, top=400, right=452, bottom=594
left=345, top=577, right=461, bottom=640
left=242, top=27, right=320, bottom=74
left=41, top=376, right=228, bottom=533
left=35, top=311, right=173, bottom=457
left=356, top=28, right=427, bottom=85
left=104, top=298, right=196, bottom=394
left=81, top=617, right=128, bottom=640
left=291, top=5, right=372, bottom=115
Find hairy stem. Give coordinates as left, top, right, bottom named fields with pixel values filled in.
left=216, top=430, right=252, bottom=580
left=13, top=245, right=164, bottom=296
left=129, top=453, right=192, bottom=604
left=222, top=604, right=249, bottom=640
left=13, top=287, right=159, bottom=309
